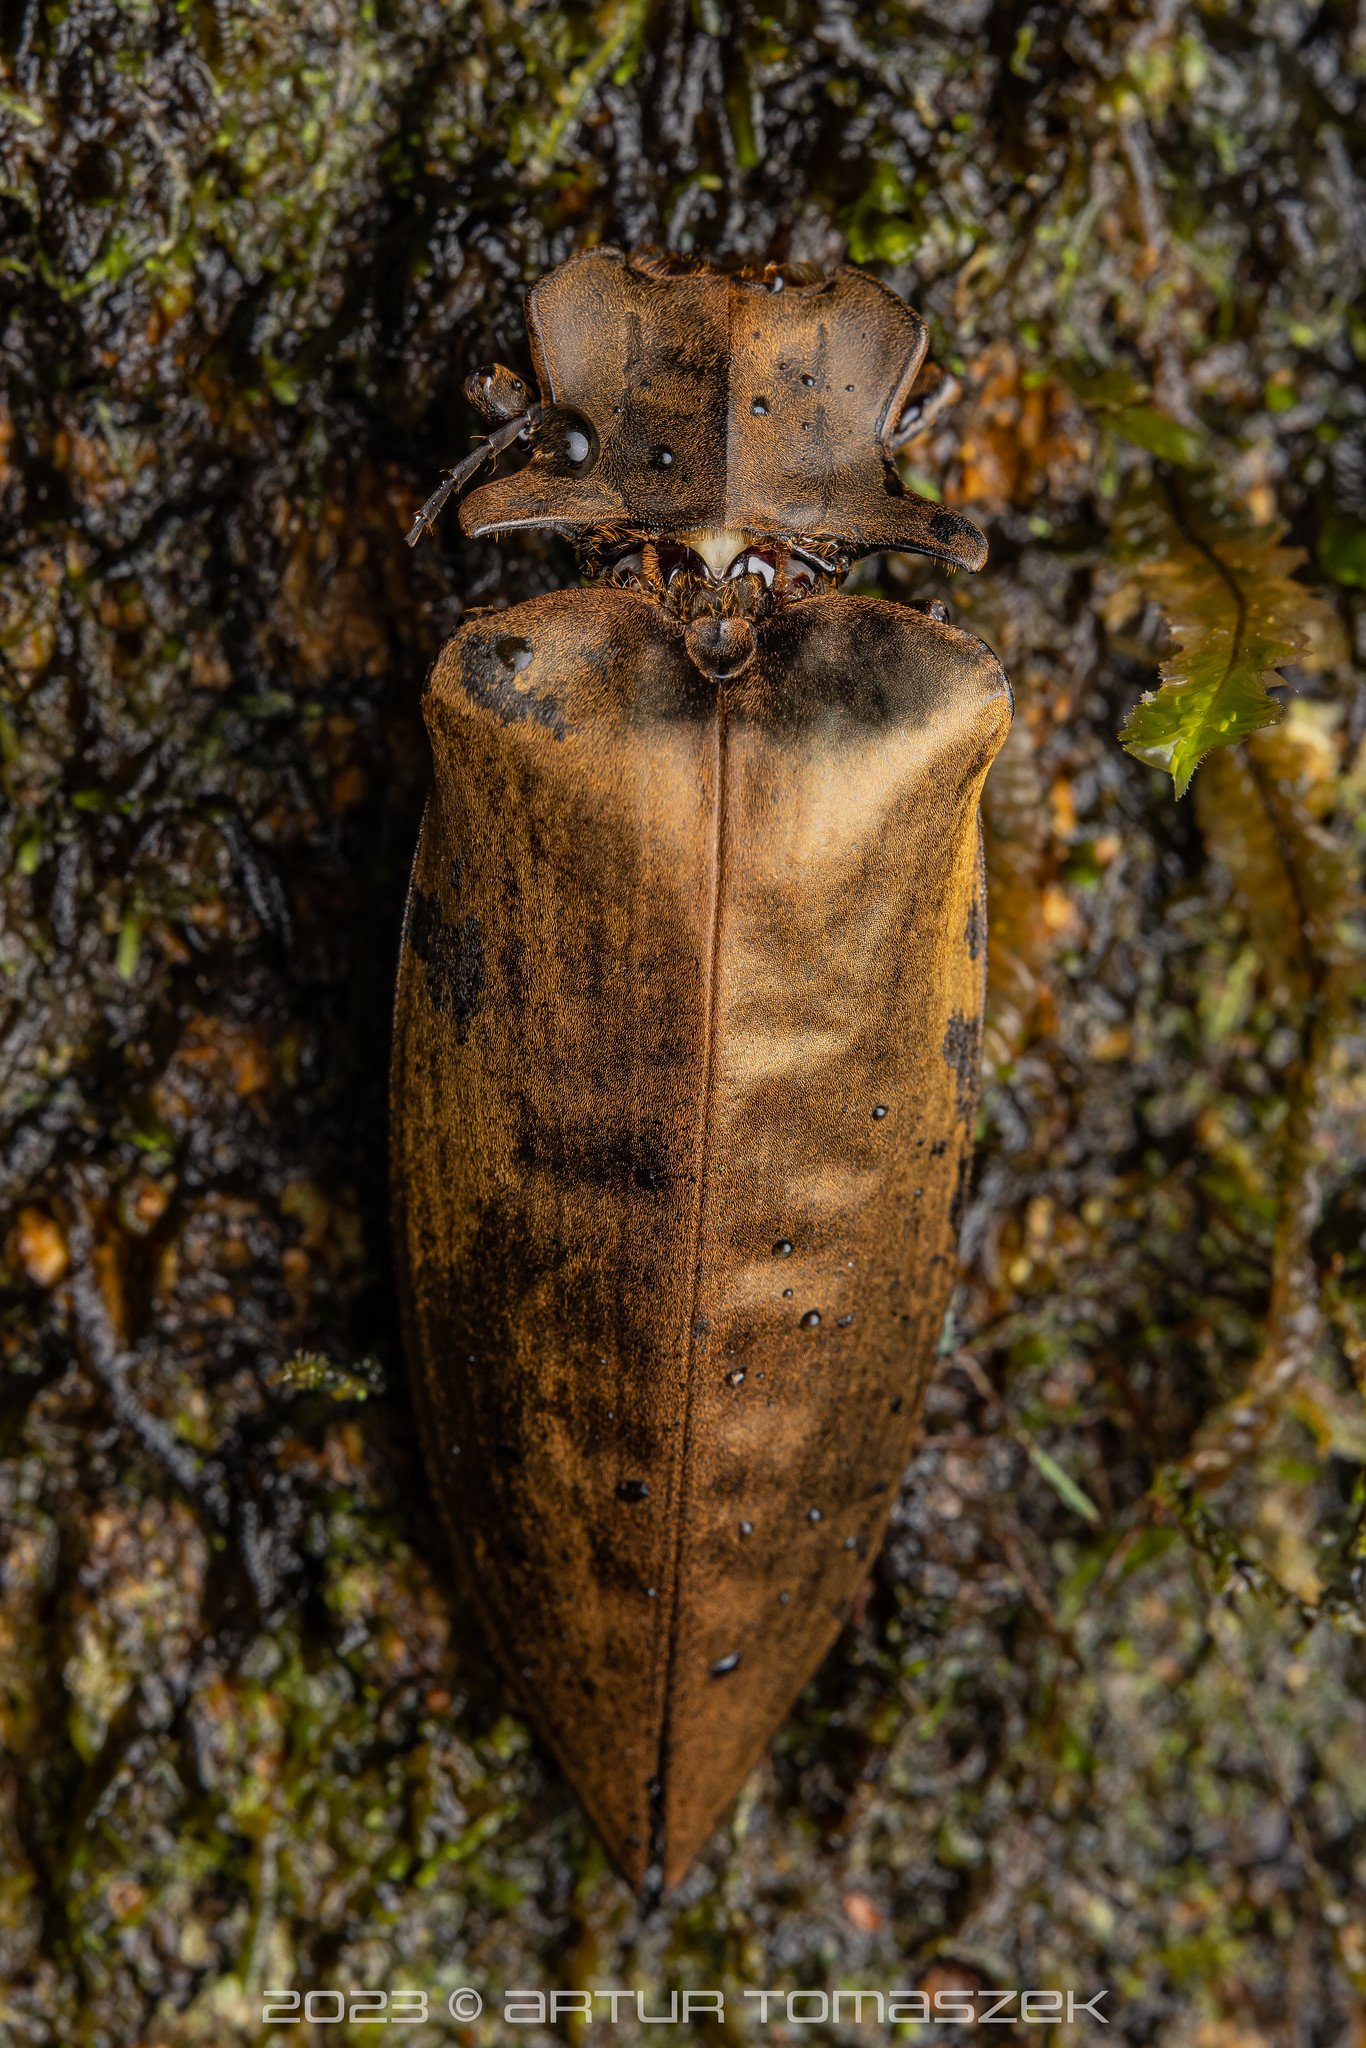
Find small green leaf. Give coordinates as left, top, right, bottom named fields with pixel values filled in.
left=1117, top=491, right=1338, bottom=796
left=1317, top=508, right=1366, bottom=589
left=1026, top=1441, right=1101, bottom=1525
left=116, top=910, right=142, bottom=980
left=1107, top=405, right=1206, bottom=470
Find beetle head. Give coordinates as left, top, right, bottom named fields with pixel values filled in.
left=460, top=247, right=986, bottom=573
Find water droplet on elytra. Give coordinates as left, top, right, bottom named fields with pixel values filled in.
left=739, top=1519, right=753, bottom=1537
left=616, top=1478, right=648, bottom=1503
left=801, top=373, right=816, bottom=387
left=710, top=1651, right=741, bottom=1677
left=646, top=1586, right=657, bottom=1597
left=778, top=1591, right=790, bottom=1605
left=782, top=1288, right=794, bottom=1299
left=872, top=1104, right=889, bottom=1120
left=807, top=1506, right=823, bottom=1523
left=837, top=1313, right=853, bottom=1328
left=726, top=1367, right=747, bottom=1387
left=844, top=1535, right=858, bottom=1550
left=752, top=397, right=769, bottom=416
left=651, top=445, right=674, bottom=468
left=799, top=1309, right=821, bottom=1330
left=773, top=1238, right=793, bottom=1257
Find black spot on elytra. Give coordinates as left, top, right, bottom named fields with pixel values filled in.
left=409, top=887, right=485, bottom=1039
left=461, top=632, right=568, bottom=738
left=930, top=508, right=964, bottom=544
left=965, top=893, right=985, bottom=962
left=942, top=1009, right=980, bottom=1123
left=513, top=1124, right=671, bottom=1197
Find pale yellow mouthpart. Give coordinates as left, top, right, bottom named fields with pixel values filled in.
left=679, top=528, right=753, bottom=578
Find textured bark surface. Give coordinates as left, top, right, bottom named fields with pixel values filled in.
left=393, top=589, right=1009, bottom=1887
left=2, top=3, right=1365, bottom=2041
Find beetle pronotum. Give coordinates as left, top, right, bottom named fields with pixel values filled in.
left=393, top=247, right=1011, bottom=1892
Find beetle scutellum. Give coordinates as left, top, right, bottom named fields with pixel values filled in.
left=393, top=247, right=1011, bottom=1893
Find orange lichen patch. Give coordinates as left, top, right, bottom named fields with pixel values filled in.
left=842, top=1890, right=884, bottom=1933
left=1, top=557, right=61, bottom=676
left=280, top=1180, right=365, bottom=1275
left=325, top=1543, right=452, bottom=1689
left=281, top=1244, right=312, bottom=1313
left=949, top=345, right=1093, bottom=513
left=265, top=485, right=394, bottom=686
left=105, top=1876, right=149, bottom=1921
left=147, top=919, right=194, bottom=966
left=332, top=763, right=368, bottom=810
left=13, top=1207, right=70, bottom=1288
left=91, top=1234, right=128, bottom=1346
left=97, top=582, right=150, bottom=632
left=189, top=638, right=233, bottom=692
left=919, top=1962, right=983, bottom=2002
left=1041, top=882, right=1080, bottom=937
left=982, top=720, right=1056, bottom=1070
left=65, top=1498, right=209, bottom=1757
left=151, top=1014, right=274, bottom=1131
left=147, top=277, right=194, bottom=345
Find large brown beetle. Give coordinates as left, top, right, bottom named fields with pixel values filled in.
left=393, top=247, right=1010, bottom=1892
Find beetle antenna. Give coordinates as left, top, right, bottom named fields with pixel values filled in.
left=406, top=404, right=544, bottom=546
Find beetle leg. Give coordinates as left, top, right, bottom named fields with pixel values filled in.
left=888, top=369, right=962, bottom=449
left=406, top=406, right=543, bottom=546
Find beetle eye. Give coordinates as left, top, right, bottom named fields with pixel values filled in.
left=535, top=406, right=599, bottom=476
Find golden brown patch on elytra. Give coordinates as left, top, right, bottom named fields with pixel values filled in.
left=392, top=585, right=1009, bottom=1891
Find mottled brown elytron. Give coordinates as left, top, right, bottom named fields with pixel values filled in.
left=392, top=248, right=1011, bottom=1892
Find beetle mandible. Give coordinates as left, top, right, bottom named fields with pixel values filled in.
left=393, top=247, right=1011, bottom=1893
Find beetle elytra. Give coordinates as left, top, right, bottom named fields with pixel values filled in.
left=393, top=248, right=1011, bottom=1891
